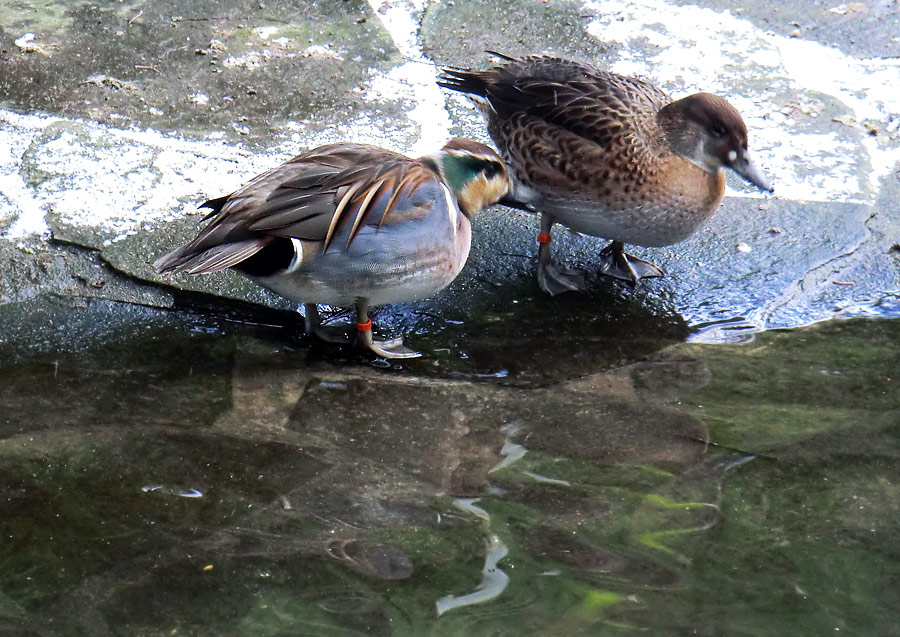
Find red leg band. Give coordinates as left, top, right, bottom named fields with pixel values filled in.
left=356, top=319, right=372, bottom=332
left=537, top=233, right=552, bottom=244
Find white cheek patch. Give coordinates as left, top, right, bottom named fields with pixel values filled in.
left=727, top=150, right=738, bottom=163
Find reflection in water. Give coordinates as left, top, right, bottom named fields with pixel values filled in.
left=522, top=471, right=571, bottom=487
left=436, top=529, right=510, bottom=617
left=141, top=484, right=205, bottom=498
left=1, top=303, right=898, bottom=635
left=489, top=424, right=528, bottom=474
left=325, top=539, right=414, bottom=581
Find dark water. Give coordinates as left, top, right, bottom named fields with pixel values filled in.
left=1, top=297, right=898, bottom=636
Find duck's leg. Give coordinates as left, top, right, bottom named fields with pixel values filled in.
left=597, top=241, right=664, bottom=284
left=536, top=214, right=586, bottom=295
left=353, top=299, right=421, bottom=359
left=304, top=303, right=353, bottom=343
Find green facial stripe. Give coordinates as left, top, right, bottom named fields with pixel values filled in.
left=440, top=154, right=497, bottom=195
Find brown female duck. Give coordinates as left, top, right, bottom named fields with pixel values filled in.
left=440, top=53, right=773, bottom=294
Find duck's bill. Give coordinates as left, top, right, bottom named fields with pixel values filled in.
left=732, top=151, right=773, bottom=193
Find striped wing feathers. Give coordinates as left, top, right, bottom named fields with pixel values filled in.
left=442, top=55, right=671, bottom=154
left=155, top=144, right=442, bottom=274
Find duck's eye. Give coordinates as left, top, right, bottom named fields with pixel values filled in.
left=482, top=161, right=504, bottom=178
left=460, top=155, right=504, bottom=179
left=709, top=123, right=728, bottom=138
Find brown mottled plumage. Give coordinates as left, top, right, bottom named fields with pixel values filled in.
left=440, top=53, right=772, bottom=293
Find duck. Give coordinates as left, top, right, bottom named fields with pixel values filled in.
left=439, top=53, right=773, bottom=295
left=153, top=139, right=510, bottom=358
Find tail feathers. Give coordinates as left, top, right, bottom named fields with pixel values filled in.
left=438, top=51, right=518, bottom=96
left=153, top=237, right=270, bottom=275
left=437, top=68, right=489, bottom=98
left=484, top=50, right=516, bottom=62
left=199, top=194, right=231, bottom=222
left=438, top=51, right=515, bottom=91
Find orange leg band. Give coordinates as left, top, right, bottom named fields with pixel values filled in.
left=537, top=233, right=552, bottom=244
left=356, top=319, right=372, bottom=332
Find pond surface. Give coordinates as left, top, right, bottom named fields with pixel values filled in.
left=1, top=299, right=897, bottom=636
left=1, top=0, right=899, bottom=633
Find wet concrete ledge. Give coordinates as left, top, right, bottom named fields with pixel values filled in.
left=1, top=0, right=899, bottom=360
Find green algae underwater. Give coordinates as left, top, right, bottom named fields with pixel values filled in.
left=0, top=298, right=897, bottom=635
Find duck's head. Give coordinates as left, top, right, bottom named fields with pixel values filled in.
left=431, top=138, right=511, bottom=217
left=659, top=92, right=773, bottom=193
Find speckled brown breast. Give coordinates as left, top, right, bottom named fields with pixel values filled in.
left=492, top=109, right=724, bottom=246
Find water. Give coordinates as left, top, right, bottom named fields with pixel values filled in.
left=1, top=298, right=897, bottom=635
left=2, top=0, right=898, bottom=632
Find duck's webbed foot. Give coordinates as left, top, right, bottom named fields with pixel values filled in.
left=535, top=216, right=587, bottom=295
left=353, top=300, right=421, bottom=359
left=357, top=331, right=421, bottom=359
left=537, top=260, right=587, bottom=296
left=598, top=241, right=664, bottom=285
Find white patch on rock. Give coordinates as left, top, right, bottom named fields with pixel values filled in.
left=223, top=51, right=269, bottom=69
left=0, top=110, right=56, bottom=238
left=252, top=26, right=281, bottom=40
left=14, top=33, right=36, bottom=48
left=282, top=112, right=412, bottom=155
left=302, top=45, right=343, bottom=60
left=364, top=0, right=451, bottom=156
left=0, top=108, right=276, bottom=243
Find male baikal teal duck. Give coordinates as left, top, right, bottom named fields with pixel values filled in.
left=154, top=139, right=509, bottom=358
left=439, top=53, right=773, bottom=295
